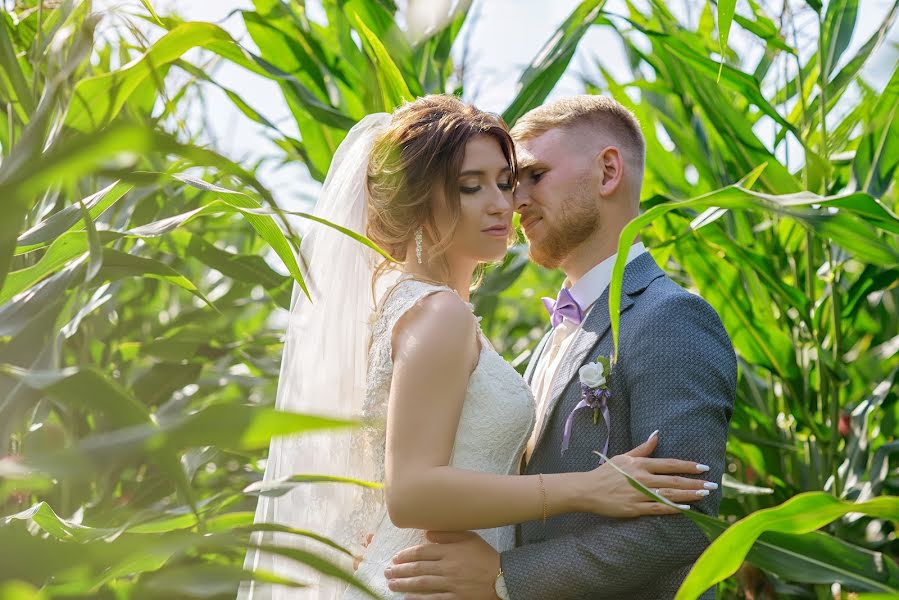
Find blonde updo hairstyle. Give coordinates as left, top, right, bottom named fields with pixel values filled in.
left=366, top=94, right=517, bottom=283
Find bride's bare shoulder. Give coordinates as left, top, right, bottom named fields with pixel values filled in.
left=390, top=288, right=477, bottom=367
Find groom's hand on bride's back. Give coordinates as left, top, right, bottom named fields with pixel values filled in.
left=385, top=530, right=500, bottom=599
left=580, top=430, right=719, bottom=519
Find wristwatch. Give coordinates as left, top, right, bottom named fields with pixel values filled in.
left=494, top=568, right=511, bottom=600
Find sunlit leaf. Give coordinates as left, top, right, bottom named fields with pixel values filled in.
left=716, top=0, right=736, bottom=80
left=65, top=22, right=239, bottom=131
left=609, top=177, right=899, bottom=356
left=854, top=62, right=899, bottom=197
left=821, top=0, right=859, bottom=81
left=244, top=473, right=382, bottom=497
left=600, top=456, right=899, bottom=597
left=347, top=7, right=413, bottom=110
left=503, top=0, right=608, bottom=125
left=677, top=493, right=899, bottom=598
left=15, top=181, right=133, bottom=252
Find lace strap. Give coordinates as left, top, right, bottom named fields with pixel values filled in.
left=372, top=278, right=481, bottom=353
left=376, top=278, right=452, bottom=331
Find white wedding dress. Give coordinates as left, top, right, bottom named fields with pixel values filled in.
left=343, top=278, right=536, bottom=599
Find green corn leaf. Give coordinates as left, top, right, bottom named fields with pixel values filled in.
left=716, top=0, right=736, bottom=80
left=0, top=364, right=151, bottom=427
left=609, top=173, right=899, bottom=357
left=676, top=492, right=899, bottom=598
left=503, top=0, right=608, bottom=125
left=347, top=8, right=413, bottom=111
left=65, top=22, right=238, bottom=131
left=821, top=0, right=859, bottom=81
left=853, top=62, right=899, bottom=197
left=598, top=456, right=899, bottom=598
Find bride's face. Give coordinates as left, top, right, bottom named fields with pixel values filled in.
left=432, top=134, right=514, bottom=264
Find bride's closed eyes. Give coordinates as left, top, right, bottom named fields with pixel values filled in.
left=460, top=180, right=514, bottom=194
left=458, top=170, right=515, bottom=195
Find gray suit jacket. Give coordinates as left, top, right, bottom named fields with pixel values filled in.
left=501, top=252, right=736, bottom=600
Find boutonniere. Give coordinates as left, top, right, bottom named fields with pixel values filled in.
left=561, top=355, right=613, bottom=459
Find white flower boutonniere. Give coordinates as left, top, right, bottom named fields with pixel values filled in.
left=578, top=361, right=607, bottom=389
left=562, top=355, right=613, bottom=459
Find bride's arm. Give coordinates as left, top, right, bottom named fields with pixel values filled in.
left=383, top=291, right=707, bottom=531
left=384, top=291, right=570, bottom=530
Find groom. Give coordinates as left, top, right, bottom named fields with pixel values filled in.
left=385, top=95, right=737, bottom=599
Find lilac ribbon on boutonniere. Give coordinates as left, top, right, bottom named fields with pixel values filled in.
left=561, top=355, right=612, bottom=460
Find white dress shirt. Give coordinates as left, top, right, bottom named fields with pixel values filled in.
left=524, top=242, right=647, bottom=462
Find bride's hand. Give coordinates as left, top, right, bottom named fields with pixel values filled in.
left=578, top=431, right=718, bottom=518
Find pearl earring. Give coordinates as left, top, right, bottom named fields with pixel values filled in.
left=414, top=227, right=423, bottom=264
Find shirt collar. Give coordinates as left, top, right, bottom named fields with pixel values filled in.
left=564, top=242, right=647, bottom=315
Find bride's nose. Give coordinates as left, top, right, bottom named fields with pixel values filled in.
left=488, top=186, right=512, bottom=215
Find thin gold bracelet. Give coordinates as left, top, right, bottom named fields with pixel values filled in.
left=538, top=473, right=547, bottom=527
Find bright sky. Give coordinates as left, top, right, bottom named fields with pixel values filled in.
left=99, top=0, right=899, bottom=208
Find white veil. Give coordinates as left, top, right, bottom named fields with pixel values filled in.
left=239, top=112, right=394, bottom=599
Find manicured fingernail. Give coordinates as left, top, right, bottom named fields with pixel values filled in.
left=384, top=567, right=392, bottom=577
left=646, top=429, right=659, bottom=442
left=677, top=504, right=691, bottom=510
left=704, top=482, right=719, bottom=490
left=695, top=489, right=710, bottom=497
left=696, top=464, right=710, bottom=472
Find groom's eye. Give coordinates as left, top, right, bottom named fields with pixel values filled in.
left=531, top=171, right=545, bottom=183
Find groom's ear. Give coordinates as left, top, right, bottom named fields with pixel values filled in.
left=595, top=146, right=624, bottom=197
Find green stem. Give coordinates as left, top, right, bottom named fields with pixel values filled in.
left=817, top=13, right=830, bottom=195
left=32, top=1, right=43, bottom=98
left=788, top=7, right=828, bottom=466
left=807, top=232, right=823, bottom=417
left=829, top=248, right=844, bottom=497
left=817, top=9, right=841, bottom=498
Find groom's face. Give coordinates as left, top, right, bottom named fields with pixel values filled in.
left=513, top=128, right=600, bottom=269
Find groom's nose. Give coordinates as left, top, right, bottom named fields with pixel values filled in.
left=513, top=180, right=532, bottom=212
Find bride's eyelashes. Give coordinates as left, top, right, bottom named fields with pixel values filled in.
left=459, top=179, right=515, bottom=195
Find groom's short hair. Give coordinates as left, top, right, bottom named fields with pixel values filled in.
left=511, top=95, right=645, bottom=172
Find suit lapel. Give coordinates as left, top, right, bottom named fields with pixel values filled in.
left=531, top=287, right=620, bottom=450
left=524, top=329, right=553, bottom=386
left=530, top=252, right=665, bottom=453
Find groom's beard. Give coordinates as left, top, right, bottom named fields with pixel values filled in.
left=527, top=189, right=598, bottom=269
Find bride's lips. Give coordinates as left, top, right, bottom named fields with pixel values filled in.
left=482, top=225, right=509, bottom=238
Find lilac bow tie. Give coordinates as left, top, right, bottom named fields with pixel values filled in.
left=542, top=288, right=583, bottom=328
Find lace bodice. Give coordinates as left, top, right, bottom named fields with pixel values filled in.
left=344, top=278, right=536, bottom=599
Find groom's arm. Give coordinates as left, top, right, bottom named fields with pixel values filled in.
left=500, top=292, right=736, bottom=600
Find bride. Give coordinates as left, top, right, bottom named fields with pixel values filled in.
left=239, top=96, right=713, bottom=599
